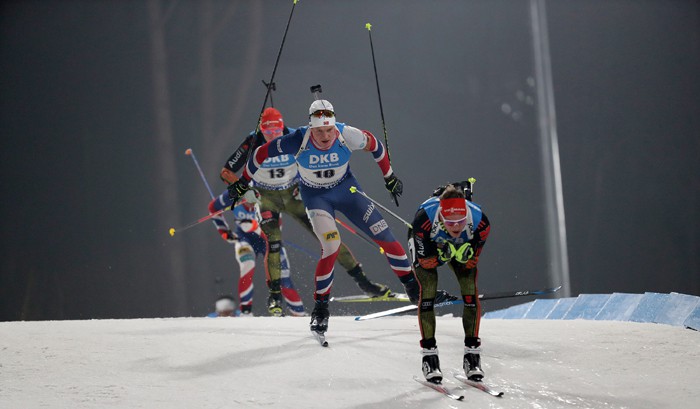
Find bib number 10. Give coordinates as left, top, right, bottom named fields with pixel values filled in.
left=313, top=169, right=335, bottom=179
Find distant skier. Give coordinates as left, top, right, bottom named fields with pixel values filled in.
left=207, top=295, right=239, bottom=317
left=227, top=100, right=419, bottom=338
left=408, top=181, right=490, bottom=384
left=208, top=190, right=305, bottom=316
left=216, top=107, right=393, bottom=316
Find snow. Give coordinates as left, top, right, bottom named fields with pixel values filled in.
left=1, top=316, right=698, bottom=408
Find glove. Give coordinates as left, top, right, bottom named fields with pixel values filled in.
left=437, top=243, right=453, bottom=263
left=227, top=179, right=250, bottom=202
left=220, top=168, right=237, bottom=185
left=438, top=242, right=474, bottom=264
left=418, top=256, right=439, bottom=269
left=384, top=173, right=403, bottom=205
left=219, top=230, right=237, bottom=244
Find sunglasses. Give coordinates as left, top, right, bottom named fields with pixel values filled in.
left=310, top=109, right=335, bottom=118
left=261, top=127, right=283, bottom=135
left=440, top=214, right=467, bottom=227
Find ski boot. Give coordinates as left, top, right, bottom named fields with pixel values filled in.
left=463, top=344, right=484, bottom=381
left=360, top=281, right=390, bottom=298
left=240, top=304, right=253, bottom=317
left=310, top=295, right=330, bottom=334
left=267, top=292, right=284, bottom=317
left=347, top=264, right=391, bottom=297
left=421, top=347, right=443, bottom=384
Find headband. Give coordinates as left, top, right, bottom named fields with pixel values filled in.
left=439, top=198, right=467, bottom=218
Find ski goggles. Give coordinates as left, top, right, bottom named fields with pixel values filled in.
left=310, top=109, right=335, bottom=118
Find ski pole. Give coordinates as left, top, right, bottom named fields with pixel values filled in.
left=240, top=0, right=300, bottom=171
left=185, top=148, right=216, bottom=199
left=185, top=147, right=233, bottom=232
left=365, top=23, right=398, bottom=207
left=350, top=186, right=412, bottom=228
left=253, top=0, right=299, bottom=134
left=365, top=23, right=391, bottom=163
left=334, top=217, right=385, bottom=254
left=169, top=207, right=231, bottom=236
left=283, top=240, right=318, bottom=260
left=355, top=286, right=563, bottom=321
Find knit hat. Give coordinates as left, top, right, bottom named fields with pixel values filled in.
left=260, top=107, right=283, bottom=130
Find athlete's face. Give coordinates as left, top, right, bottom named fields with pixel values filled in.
left=310, top=125, right=337, bottom=150
left=441, top=213, right=467, bottom=238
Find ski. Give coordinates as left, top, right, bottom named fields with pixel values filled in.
left=355, top=298, right=459, bottom=321
left=355, top=286, right=561, bottom=321
left=412, top=376, right=464, bottom=401
left=331, top=292, right=409, bottom=302
left=453, top=373, right=504, bottom=397
left=479, top=285, right=562, bottom=301
left=311, top=331, right=328, bottom=347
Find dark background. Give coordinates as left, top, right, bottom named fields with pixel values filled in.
left=1, top=0, right=698, bottom=321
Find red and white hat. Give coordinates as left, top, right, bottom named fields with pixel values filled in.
left=260, top=107, right=283, bottom=130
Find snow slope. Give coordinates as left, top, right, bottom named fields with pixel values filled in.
left=1, top=316, right=698, bottom=408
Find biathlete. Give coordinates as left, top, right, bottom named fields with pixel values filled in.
left=227, top=99, right=420, bottom=336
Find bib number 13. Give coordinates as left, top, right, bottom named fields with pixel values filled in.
left=267, top=169, right=285, bottom=178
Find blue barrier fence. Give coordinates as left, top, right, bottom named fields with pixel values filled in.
left=483, top=292, right=700, bottom=330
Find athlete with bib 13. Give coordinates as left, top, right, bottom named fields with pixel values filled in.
left=227, top=99, right=420, bottom=337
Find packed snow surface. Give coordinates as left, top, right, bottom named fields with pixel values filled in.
left=1, top=316, right=698, bottom=408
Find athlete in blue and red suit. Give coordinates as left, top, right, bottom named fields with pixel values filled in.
left=227, top=99, right=420, bottom=335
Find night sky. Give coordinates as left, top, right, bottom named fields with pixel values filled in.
left=1, top=0, right=698, bottom=321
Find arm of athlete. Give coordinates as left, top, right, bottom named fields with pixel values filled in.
left=364, top=129, right=403, bottom=203
left=410, top=208, right=440, bottom=270
left=207, top=192, right=237, bottom=243
left=343, top=126, right=403, bottom=203
left=219, top=134, right=257, bottom=185
left=465, top=211, right=490, bottom=269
